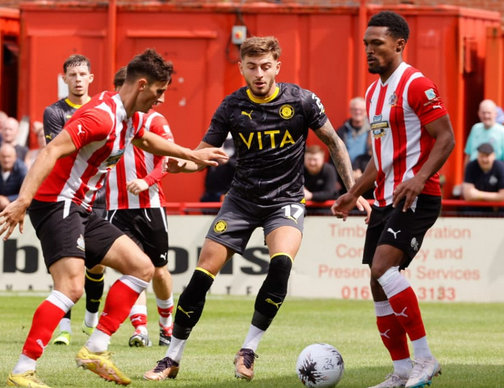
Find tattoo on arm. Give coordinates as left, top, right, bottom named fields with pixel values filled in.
left=315, top=123, right=354, bottom=190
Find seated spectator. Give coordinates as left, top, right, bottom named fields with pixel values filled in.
left=336, top=96, right=371, bottom=164
left=25, top=121, right=46, bottom=169
left=462, top=142, right=504, bottom=213
left=464, top=99, right=504, bottom=167
left=303, top=145, right=337, bottom=202
left=496, top=105, right=504, bottom=125
left=2, top=117, right=29, bottom=161
left=200, top=134, right=236, bottom=202
left=0, top=143, right=27, bottom=210
left=0, top=111, right=7, bottom=143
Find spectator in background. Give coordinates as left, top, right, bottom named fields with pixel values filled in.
left=2, top=117, right=28, bottom=161
left=303, top=144, right=337, bottom=202
left=464, top=99, right=504, bottom=167
left=24, top=121, right=46, bottom=169
left=0, top=143, right=27, bottom=211
left=336, top=96, right=371, bottom=164
left=462, top=142, right=504, bottom=213
left=200, top=133, right=236, bottom=203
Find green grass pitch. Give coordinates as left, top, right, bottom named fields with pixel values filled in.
left=0, top=293, right=503, bottom=387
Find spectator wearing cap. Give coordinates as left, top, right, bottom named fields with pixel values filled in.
left=464, top=99, right=504, bottom=167
left=462, top=142, right=504, bottom=212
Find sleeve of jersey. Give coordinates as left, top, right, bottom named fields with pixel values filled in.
left=42, top=106, right=63, bottom=144
left=64, top=110, right=111, bottom=149
left=202, top=101, right=230, bottom=147
left=408, top=77, right=448, bottom=126
left=144, top=115, right=173, bottom=186
left=301, top=89, right=328, bottom=130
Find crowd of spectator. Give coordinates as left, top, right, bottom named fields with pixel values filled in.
left=3, top=95, right=504, bottom=215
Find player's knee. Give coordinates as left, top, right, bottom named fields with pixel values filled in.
left=254, top=254, right=292, bottom=319
left=65, top=285, right=84, bottom=302
left=266, top=254, right=293, bottom=291
left=133, top=256, right=154, bottom=282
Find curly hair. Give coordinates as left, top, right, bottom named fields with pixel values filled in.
left=368, top=11, right=410, bottom=42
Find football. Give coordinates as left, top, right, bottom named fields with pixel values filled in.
left=296, top=343, right=344, bottom=387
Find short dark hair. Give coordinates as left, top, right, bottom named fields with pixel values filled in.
left=240, top=36, right=281, bottom=60
left=368, top=11, right=410, bottom=42
left=113, top=66, right=127, bottom=89
left=63, top=54, right=91, bottom=73
left=126, top=48, right=174, bottom=85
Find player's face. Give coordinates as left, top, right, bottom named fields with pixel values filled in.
left=64, top=64, right=94, bottom=98
left=364, top=26, right=405, bottom=81
left=136, top=80, right=168, bottom=113
left=239, top=53, right=280, bottom=99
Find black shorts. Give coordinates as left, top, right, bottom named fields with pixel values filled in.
left=205, top=194, right=305, bottom=255
left=362, top=194, right=441, bottom=269
left=28, top=199, right=124, bottom=270
left=107, top=207, right=169, bottom=267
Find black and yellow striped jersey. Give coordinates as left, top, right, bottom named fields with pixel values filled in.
left=203, top=82, right=328, bottom=205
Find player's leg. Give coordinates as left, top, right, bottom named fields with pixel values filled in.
left=152, top=267, right=174, bottom=346
left=368, top=248, right=412, bottom=388
left=53, top=310, right=72, bottom=346
left=9, top=258, right=84, bottom=388
left=142, top=207, right=174, bottom=347
left=144, top=238, right=233, bottom=381
left=235, top=225, right=301, bottom=381
left=82, top=264, right=105, bottom=336
left=128, top=291, right=152, bottom=347
left=76, top=216, right=154, bottom=385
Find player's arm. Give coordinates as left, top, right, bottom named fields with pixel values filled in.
left=393, top=114, right=455, bottom=211
left=132, top=132, right=228, bottom=168
left=314, top=120, right=371, bottom=218
left=313, top=120, right=354, bottom=191
left=0, top=131, right=77, bottom=239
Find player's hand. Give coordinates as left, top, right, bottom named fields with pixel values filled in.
left=392, top=176, right=424, bottom=212
left=191, top=148, right=229, bottom=167
left=356, top=196, right=371, bottom=224
left=126, top=179, right=149, bottom=195
left=331, top=193, right=358, bottom=221
left=0, top=199, right=28, bottom=240
left=164, top=158, right=188, bottom=173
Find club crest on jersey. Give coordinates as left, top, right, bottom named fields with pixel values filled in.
left=213, top=220, right=227, bottom=233
left=424, top=88, right=437, bottom=100
left=279, top=104, right=294, bottom=120
left=389, top=92, right=398, bottom=106
left=371, top=115, right=388, bottom=138
left=105, top=150, right=125, bottom=168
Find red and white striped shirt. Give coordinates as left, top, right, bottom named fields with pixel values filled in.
left=34, top=91, right=145, bottom=212
left=106, top=110, right=174, bottom=210
left=366, top=62, right=448, bottom=207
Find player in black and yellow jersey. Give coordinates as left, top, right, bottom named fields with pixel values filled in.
left=144, top=36, right=371, bottom=382
left=42, top=54, right=106, bottom=345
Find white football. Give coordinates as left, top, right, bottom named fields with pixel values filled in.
left=296, top=343, right=344, bottom=387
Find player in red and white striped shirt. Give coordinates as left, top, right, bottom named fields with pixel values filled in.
left=332, top=11, right=455, bottom=388
left=107, top=67, right=175, bottom=348
left=1, top=49, right=228, bottom=388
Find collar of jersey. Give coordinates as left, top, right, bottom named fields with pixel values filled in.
left=246, top=86, right=279, bottom=104
left=65, top=96, right=91, bottom=109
